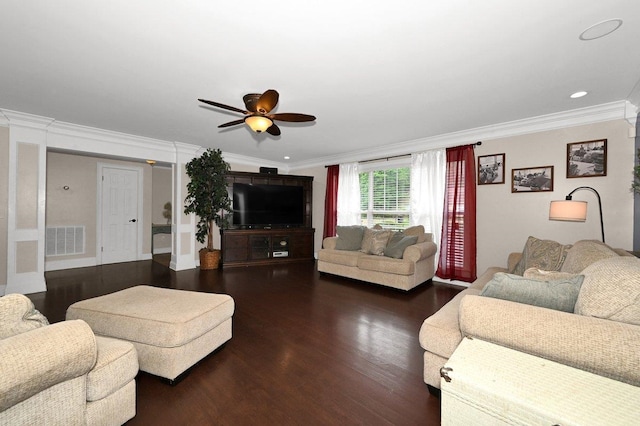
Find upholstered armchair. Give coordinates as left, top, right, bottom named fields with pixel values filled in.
left=0, top=294, right=138, bottom=425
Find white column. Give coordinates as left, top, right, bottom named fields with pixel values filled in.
left=4, top=112, right=53, bottom=294
left=170, top=143, right=201, bottom=271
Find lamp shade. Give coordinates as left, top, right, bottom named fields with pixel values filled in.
left=549, top=200, right=587, bottom=222
left=245, top=115, right=273, bottom=133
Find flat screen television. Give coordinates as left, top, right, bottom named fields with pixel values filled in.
left=232, top=183, right=304, bottom=228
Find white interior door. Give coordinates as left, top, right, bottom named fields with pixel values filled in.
left=101, top=166, right=140, bottom=264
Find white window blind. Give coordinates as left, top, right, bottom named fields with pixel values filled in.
left=359, top=167, right=410, bottom=230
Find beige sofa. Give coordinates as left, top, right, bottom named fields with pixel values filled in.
left=419, top=237, right=640, bottom=395
left=318, top=225, right=437, bottom=291
left=0, top=294, right=138, bottom=425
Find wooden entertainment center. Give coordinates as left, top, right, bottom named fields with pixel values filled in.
left=220, top=171, right=314, bottom=268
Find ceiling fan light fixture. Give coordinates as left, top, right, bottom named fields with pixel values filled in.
left=245, top=115, right=273, bottom=133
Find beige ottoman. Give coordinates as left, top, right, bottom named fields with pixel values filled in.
left=66, top=285, right=234, bottom=382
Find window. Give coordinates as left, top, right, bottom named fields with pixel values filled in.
left=359, top=167, right=410, bottom=231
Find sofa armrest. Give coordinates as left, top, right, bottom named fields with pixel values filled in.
left=459, top=295, right=640, bottom=386
left=322, top=236, right=338, bottom=250
left=0, top=320, right=97, bottom=411
left=403, top=241, right=437, bottom=262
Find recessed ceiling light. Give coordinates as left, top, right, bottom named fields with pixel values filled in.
left=284, top=156, right=290, bottom=160
left=579, top=19, right=623, bottom=41
left=570, top=91, right=588, bottom=99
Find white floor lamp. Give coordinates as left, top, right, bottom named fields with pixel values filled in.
left=549, top=186, right=605, bottom=243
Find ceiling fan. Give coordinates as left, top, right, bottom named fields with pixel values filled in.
left=198, top=89, right=316, bottom=136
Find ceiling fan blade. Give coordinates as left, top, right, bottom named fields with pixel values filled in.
left=270, top=113, right=316, bottom=122
left=266, top=123, right=281, bottom=136
left=256, top=90, right=279, bottom=114
left=218, top=119, right=245, bottom=128
left=198, top=98, right=247, bottom=114
left=243, top=94, right=261, bottom=112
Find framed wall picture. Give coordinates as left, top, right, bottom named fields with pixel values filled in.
left=567, top=139, right=607, bottom=178
left=511, top=166, right=554, bottom=193
left=478, top=153, right=505, bottom=185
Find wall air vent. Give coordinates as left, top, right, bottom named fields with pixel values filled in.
left=46, top=226, right=85, bottom=256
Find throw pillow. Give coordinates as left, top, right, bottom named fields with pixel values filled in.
left=510, top=236, right=572, bottom=275
left=403, top=225, right=427, bottom=243
left=523, top=268, right=580, bottom=281
left=560, top=240, right=618, bottom=274
left=480, top=272, right=584, bottom=312
left=334, top=225, right=365, bottom=251
left=360, top=228, right=393, bottom=255
left=384, top=235, right=418, bottom=259
left=0, top=293, right=50, bottom=339
left=574, top=256, right=640, bottom=325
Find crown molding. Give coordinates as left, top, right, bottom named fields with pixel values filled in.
left=0, top=109, right=55, bottom=129
left=289, top=100, right=637, bottom=170
left=46, top=120, right=180, bottom=163
left=3, top=100, right=637, bottom=172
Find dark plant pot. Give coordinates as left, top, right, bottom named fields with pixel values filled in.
left=199, top=248, right=221, bottom=270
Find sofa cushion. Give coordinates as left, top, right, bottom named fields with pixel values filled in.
left=575, top=256, right=640, bottom=325
left=360, top=228, right=393, bottom=255
left=511, top=236, right=572, bottom=275
left=0, top=294, right=49, bottom=339
left=357, top=254, right=415, bottom=275
left=480, top=272, right=584, bottom=313
left=334, top=225, right=365, bottom=251
left=523, top=268, right=580, bottom=281
left=560, top=240, right=619, bottom=274
left=318, top=248, right=362, bottom=267
left=87, top=336, right=139, bottom=402
left=384, top=235, right=418, bottom=259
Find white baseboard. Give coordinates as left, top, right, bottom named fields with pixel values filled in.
left=45, top=257, right=97, bottom=272
left=152, top=247, right=172, bottom=254
left=435, top=278, right=470, bottom=288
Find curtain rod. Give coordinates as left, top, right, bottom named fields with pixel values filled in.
left=324, top=141, right=482, bottom=168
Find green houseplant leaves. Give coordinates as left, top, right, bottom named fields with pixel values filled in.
left=183, top=148, right=231, bottom=251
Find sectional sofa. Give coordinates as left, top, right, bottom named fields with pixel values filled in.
left=419, top=237, right=640, bottom=394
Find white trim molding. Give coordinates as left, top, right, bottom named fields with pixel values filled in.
left=289, top=100, right=639, bottom=170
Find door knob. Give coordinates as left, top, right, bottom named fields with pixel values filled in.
left=129, top=219, right=137, bottom=223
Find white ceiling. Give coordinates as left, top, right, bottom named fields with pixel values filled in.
left=1, top=1, right=639, bottom=168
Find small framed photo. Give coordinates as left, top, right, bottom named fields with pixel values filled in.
left=478, top=153, right=505, bottom=185
left=512, top=166, right=554, bottom=193
left=567, top=139, right=607, bottom=178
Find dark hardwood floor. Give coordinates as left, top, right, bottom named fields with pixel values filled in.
left=29, top=258, right=462, bottom=425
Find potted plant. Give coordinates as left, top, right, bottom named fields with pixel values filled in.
left=633, top=148, right=640, bottom=194
left=184, top=148, right=232, bottom=269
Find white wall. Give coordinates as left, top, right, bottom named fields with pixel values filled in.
left=292, top=119, right=634, bottom=275
left=288, top=164, right=328, bottom=256
left=45, top=151, right=154, bottom=269
left=475, top=119, right=633, bottom=273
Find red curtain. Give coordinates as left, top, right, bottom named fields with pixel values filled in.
left=323, top=165, right=340, bottom=239
left=437, top=145, right=477, bottom=282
